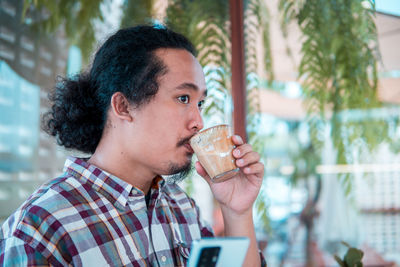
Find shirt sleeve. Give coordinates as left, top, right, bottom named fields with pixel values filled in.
left=188, top=198, right=267, bottom=266
left=0, top=236, right=49, bottom=267
left=188, top=197, right=214, bottom=237
left=260, top=250, right=267, bottom=267
left=187, top=196, right=267, bottom=266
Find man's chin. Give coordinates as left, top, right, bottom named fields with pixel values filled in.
left=165, top=160, right=194, bottom=183
left=185, top=151, right=194, bottom=160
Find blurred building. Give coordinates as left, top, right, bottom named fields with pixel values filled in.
left=0, top=0, right=69, bottom=223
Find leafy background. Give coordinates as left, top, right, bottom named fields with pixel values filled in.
left=22, top=0, right=399, bottom=265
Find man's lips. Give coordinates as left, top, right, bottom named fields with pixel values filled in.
left=184, top=143, right=194, bottom=154
left=178, top=134, right=196, bottom=154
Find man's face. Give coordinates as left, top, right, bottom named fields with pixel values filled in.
left=126, top=48, right=207, bottom=179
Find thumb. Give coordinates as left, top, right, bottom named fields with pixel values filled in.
left=195, top=161, right=212, bottom=185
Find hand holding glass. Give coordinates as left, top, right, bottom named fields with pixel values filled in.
left=190, top=125, right=239, bottom=183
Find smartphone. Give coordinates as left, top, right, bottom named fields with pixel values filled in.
left=187, top=237, right=250, bottom=267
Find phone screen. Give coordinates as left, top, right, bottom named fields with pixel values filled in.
left=195, top=246, right=221, bottom=267
left=187, top=237, right=249, bottom=267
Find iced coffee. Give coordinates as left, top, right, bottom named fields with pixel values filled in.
left=190, top=124, right=239, bottom=183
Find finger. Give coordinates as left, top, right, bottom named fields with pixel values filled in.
left=195, top=161, right=212, bottom=185
left=235, top=151, right=261, bottom=168
left=242, top=162, right=264, bottom=177
left=232, top=144, right=253, bottom=159
left=194, top=161, right=208, bottom=177
left=231, top=135, right=244, bottom=146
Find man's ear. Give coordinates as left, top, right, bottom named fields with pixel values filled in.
left=110, top=92, right=133, bottom=122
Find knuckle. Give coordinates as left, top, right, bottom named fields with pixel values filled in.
left=241, top=144, right=251, bottom=153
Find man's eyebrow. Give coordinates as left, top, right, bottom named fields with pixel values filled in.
left=175, top=82, right=207, bottom=96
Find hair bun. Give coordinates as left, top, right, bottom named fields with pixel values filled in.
left=42, top=73, right=104, bottom=154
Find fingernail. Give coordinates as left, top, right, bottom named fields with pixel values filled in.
left=237, top=159, right=244, bottom=166
left=236, top=135, right=243, bottom=143
left=234, top=149, right=240, bottom=157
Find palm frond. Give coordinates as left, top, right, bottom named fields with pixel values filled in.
left=279, top=0, right=385, bottom=196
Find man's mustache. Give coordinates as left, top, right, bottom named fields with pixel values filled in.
left=177, top=134, right=197, bottom=147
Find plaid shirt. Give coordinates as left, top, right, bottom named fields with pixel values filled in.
left=0, top=157, right=214, bottom=266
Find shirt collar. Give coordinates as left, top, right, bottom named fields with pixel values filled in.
left=63, top=156, right=133, bottom=211
left=63, top=156, right=168, bottom=209
left=129, top=175, right=166, bottom=199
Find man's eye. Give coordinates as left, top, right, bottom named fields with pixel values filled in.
left=198, top=100, right=205, bottom=109
left=178, top=95, right=190, bottom=104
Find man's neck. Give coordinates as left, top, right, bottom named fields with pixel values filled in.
left=87, top=147, right=155, bottom=194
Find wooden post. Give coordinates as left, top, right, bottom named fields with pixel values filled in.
left=229, top=0, right=247, bottom=141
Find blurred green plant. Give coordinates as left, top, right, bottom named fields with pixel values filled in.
left=23, top=0, right=105, bottom=61
left=120, top=0, right=154, bottom=27
left=243, top=0, right=272, bottom=232
left=278, top=0, right=391, bottom=195
left=276, top=1, right=394, bottom=265
left=281, top=122, right=322, bottom=267
left=334, top=241, right=364, bottom=267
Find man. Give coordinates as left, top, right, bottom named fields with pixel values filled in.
left=0, top=25, right=265, bottom=266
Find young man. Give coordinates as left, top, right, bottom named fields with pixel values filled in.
left=0, top=25, right=265, bottom=266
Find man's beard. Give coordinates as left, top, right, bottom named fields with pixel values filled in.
left=164, top=134, right=196, bottom=183
left=165, top=158, right=194, bottom=183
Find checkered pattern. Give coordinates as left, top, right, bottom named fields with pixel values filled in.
left=0, top=157, right=213, bottom=266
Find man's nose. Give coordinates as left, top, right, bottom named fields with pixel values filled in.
left=188, top=107, right=204, bottom=132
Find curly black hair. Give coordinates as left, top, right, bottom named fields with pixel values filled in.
left=43, top=25, right=197, bottom=154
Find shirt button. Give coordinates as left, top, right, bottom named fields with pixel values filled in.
left=161, top=256, right=167, bottom=262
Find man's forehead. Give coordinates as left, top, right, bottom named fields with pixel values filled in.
left=154, top=48, right=207, bottom=94
left=154, top=47, right=195, bottom=62
left=155, top=48, right=201, bottom=71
